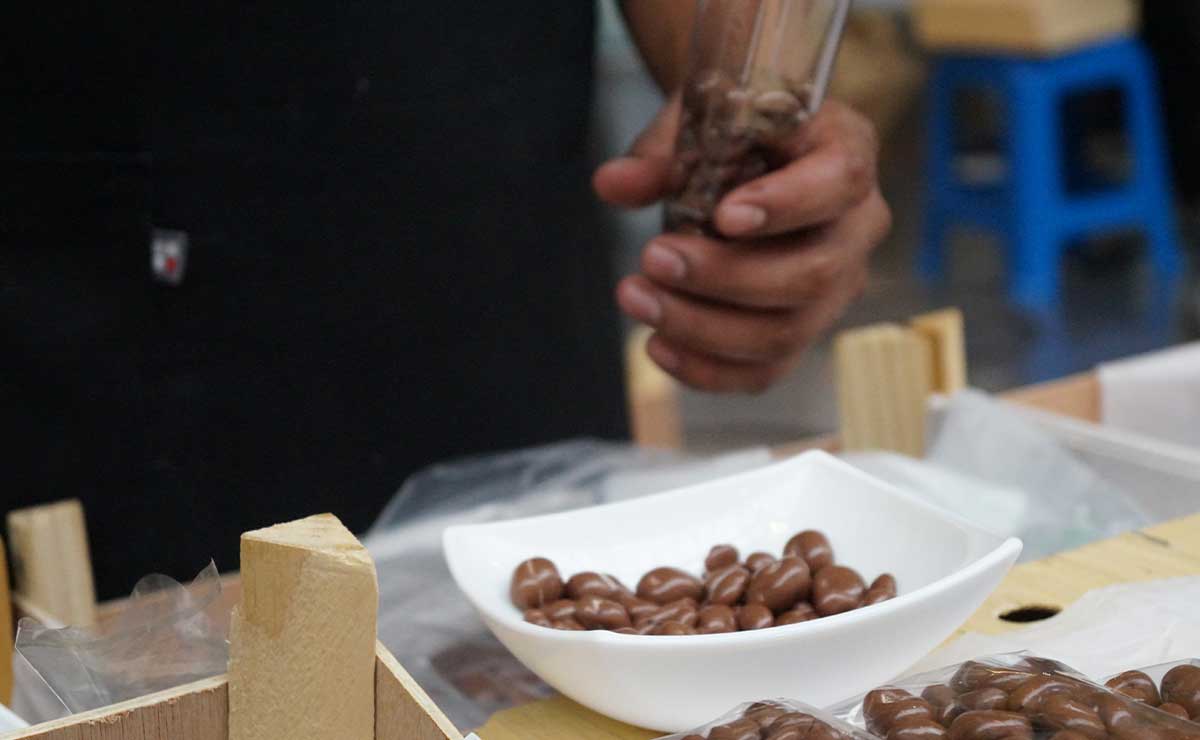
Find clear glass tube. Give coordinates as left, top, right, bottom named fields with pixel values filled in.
left=664, top=0, right=853, bottom=235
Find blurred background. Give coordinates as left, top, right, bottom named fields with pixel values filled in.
left=595, top=0, right=1199, bottom=452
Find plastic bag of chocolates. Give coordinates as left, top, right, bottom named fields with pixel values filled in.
left=655, top=698, right=880, bottom=740
left=829, top=652, right=1200, bottom=740
left=1103, top=660, right=1200, bottom=723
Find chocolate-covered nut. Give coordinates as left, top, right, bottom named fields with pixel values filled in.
left=575, top=595, right=631, bottom=630
left=947, top=711, right=1033, bottom=740
left=1007, top=676, right=1078, bottom=713
left=754, top=89, right=802, bottom=116
left=1049, top=732, right=1093, bottom=740
left=697, top=604, right=738, bottom=634
left=868, top=700, right=940, bottom=734
left=653, top=620, right=697, bottom=636
left=866, top=689, right=916, bottom=727
left=544, top=599, right=576, bottom=621
left=777, top=602, right=819, bottom=625
left=637, top=566, right=704, bottom=605
left=737, top=603, right=775, bottom=630
left=615, top=592, right=659, bottom=622
left=565, top=571, right=622, bottom=600
left=746, top=557, right=813, bottom=612
left=923, top=685, right=965, bottom=727
left=1097, top=694, right=1138, bottom=733
left=744, top=702, right=787, bottom=729
left=1156, top=702, right=1190, bottom=721
left=652, top=597, right=699, bottom=628
left=1039, top=694, right=1106, bottom=740
left=681, top=736, right=706, bottom=740
left=770, top=712, right=819, bottom=734
left=510, top=557, right=563, bottom=609
left=1106, top=671, right=1162, bottom=706
left=960, top=689, right=1009, bottom=712
left=812, top=565, right=866, bottom=616
left=865, top=574, right=898, bottom=605
left=705, top=564, right=752, bottom=606
left=1162, top=665, right=1200, bottom=718
left=551, top=617, right=584, bottom=630
left=710, top=718, right=763, bottom=740
left=952, top=663, right=1037, bottom=694
left=524, top=609, right=552, bottom=627
left=706, top=544, right=741, bottom=573
left=784, top=530, right=834, bottom=572
left=614, top=627, right=638, bottom=635
left=746, top=551, right=777, bottom=573
left=889, top=719, right=950, bottom=740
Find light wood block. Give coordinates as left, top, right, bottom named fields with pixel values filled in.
left=912, top=0, right=1137, bottom=55
left=910, top=308, right=967, bottom=395
left=7, top=500, right=97, bottom=627
left=1004, top=372, right=1101, bottom=424
left=375, top=643, right=462, bottom=740
left=835, top=324, right=933, bottom=456
left=229, top=514, right=378, bottom=740
left=0, top=538, right=11, bottom=705
left=625, top=326, right=683, bottom=449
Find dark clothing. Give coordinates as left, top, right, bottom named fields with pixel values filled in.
left=2, top=3, right=627, bottom=598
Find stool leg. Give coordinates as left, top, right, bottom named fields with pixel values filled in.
left=1006, top=67, right=1063, bottom=308
left=919, top=62, right=955, bottom=281
left=1123, top=45, right=1184, bottom=279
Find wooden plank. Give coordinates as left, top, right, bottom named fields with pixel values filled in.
left=7, top=501, right=97, bottom=627
left=0, top=676, right=228, bottom=740
left=375, top=642, right=462, bottom=740
left=912, top=0, right=1137, bottom=54
left=625, top=326, right=683, bottom=450
left=0, top=538, right=13, bottom=704
left=475, top=514, right=1200, bottom=739
left=1003, top=372, right=1101, bottom=423
left=229, top=514, right=377, bottom=740
left=910, top=308, right=967, bottom=395
left=835, top=324, right=933, bottom=456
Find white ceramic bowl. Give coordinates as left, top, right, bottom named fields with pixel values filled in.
left=443, top=451, right=1021, bottom=732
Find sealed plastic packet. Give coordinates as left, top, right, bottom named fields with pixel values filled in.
left=830, top=652, right=1200, bottom=740
left=655, top=698, right=879, bottom=740
left=1103, top=659, right=1200, bottom=722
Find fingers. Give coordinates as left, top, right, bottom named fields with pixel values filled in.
left=617, top=274, right=810, bottom=365
left=593, top=96, right=682, bottom=208
left=645, top=333, right=796, bottom=395
left=641, top=190, right=892, bottom=310
left=713, top=101, right=881, bottom=238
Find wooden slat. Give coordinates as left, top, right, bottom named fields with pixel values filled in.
left=229, top=515, right=377, bottom=740
left=0, top=676, right=228, bottom=740
left=375, top=642, right=462, bottom=740
left=912, top=0, right=1137, bottom=54
left=7, top=501, right=97, bottom=627
left=1003, top=372, right=1101, bottom=423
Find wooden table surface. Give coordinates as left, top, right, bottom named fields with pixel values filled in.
left=475, top=512, right=1200, bottom=740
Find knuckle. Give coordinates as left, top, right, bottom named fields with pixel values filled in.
left=805, top=253, right=842, bottom=295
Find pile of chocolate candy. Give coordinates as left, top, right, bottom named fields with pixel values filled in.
left=509, top=529, right=896, bottom=636
left=861, top=659, right=1200, bottom=740
left=682, top=703, right=856, bottom=740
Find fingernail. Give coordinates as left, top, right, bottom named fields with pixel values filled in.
left=647, top=340, right=680, bottom=372
left=620, top=281, right=662, bottom=325
left=644, top=242, right=687, bottom=281
left=720, top=203, right=767, bottom=234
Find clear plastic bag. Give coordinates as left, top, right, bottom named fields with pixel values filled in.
left=14, top=562, right=230, bottom=716
left=830, top=652, right=1200, bottom=739
left=364, top=438, right=771, bottom=731
left=926, top=390, right=1150, bottom=560
left=654, top=698, right=880, bottom=740
left=1102, top=660, right=1200, bottom=720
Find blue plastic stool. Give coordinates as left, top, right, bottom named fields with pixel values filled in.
left=920, top=37, right=1183, bottom=308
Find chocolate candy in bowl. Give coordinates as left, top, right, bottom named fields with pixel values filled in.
left=445, top=451, right=1022, bottom=732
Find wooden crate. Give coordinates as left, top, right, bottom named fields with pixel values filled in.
left=912, top=0, right=1139, bottom=55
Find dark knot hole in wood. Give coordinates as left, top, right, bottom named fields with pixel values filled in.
left=1000, top=605, right=1061, bottom=623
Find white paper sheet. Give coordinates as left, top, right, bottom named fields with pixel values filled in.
left=908, top=577, right=1200, bottom=680
left=1100, top=342, right=1200, bottom=449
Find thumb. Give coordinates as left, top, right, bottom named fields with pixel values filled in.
left=594, top=95, right=681, bottom=209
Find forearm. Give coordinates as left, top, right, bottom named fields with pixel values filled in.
left=619, top=0, right=697, bottom=93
